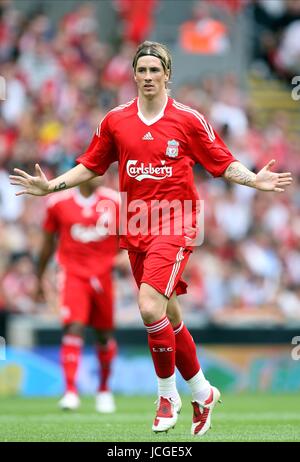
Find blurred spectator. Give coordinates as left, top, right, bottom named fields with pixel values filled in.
left=209, top=77, right=248, bottom=138
left=0, top=167, right=24, bottom=221
left=277, top=285, right=300, bottom=323
left=101, top=41, right=136, bottom=104
left=214, top=187, right=252, bottom=240
left=179, top=1, right=230, bottom=54
left=60, top=2, right=98, bottom=43
left=113, top=0, right=158, bottom=44
left=275, top=20, right=300, bottom=77
left=1, top=61, right=27, bottom=124
left=252, top=0, right=300, bottom=80
left=2, top=252, right=38, bottom=314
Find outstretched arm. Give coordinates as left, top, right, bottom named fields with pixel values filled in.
left=9, top=163, right=97, bottom=196
left=36, top=231, right=56, bottom=281
left=35, top=231, right=56, bottom=303
left=223, top=160, right=292, bottom=192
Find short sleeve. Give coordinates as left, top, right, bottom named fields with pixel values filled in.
left=186, top=112, right=237, bottom=177
left=76, top=115, right=118, bottom=176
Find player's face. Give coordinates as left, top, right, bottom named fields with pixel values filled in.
left=134, top=56, right=169, bottom=99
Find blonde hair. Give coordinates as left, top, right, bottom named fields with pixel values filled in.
left=132, top=41, right=172, bottom=79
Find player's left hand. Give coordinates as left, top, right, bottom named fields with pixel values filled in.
left=255, top=159, right=293, bottom=192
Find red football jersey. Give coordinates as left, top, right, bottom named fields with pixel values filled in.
left=43, top=187, right=119, bottom=278
left=77, top=97, right=237, bottom=251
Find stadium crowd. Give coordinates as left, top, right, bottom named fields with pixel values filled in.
left=0, top=0, right=299, bottom=327
left=252, top=0, right=300, bottom=81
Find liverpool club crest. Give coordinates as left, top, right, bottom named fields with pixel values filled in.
left=166, top=139, right=179, bottom=158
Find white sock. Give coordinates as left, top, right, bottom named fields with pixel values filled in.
left=187, top=369, right=211, bottom=403
left=157, top=373, right=179, bottom=402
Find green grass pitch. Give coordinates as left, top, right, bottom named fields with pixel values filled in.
left=0, top=393, right=299, bottom=442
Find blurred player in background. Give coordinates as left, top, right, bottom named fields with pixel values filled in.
left=10, top=41, right=293, bottom=436
left=36, top=178, right=120, bottom=413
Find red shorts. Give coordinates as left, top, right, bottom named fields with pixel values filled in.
left=58, top=270, right=114, bottom=330
left=128, top=241, right=191, bottom=298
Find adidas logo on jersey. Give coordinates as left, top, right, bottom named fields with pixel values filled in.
left=142, top=132, right=154, bottom=140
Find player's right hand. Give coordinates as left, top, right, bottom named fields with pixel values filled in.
left=9, top=163, right=50, bottom=196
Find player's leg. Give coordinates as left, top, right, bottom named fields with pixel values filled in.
left=138, top=282, right=181, bottom=432
left=90, top=274, right=117, bottom=413
left=167, top=293, right=209, bottom=393
left=94, top=329, right=117, bottom=413
left=129, top=244, right=190, bottom=433
left=59, top=321, right=84, bottom=410
left=58, top=272, right=90, bottom=410
left=167, top=293, right=221, bottom=436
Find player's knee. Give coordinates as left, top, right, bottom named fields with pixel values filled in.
left=166, top=296, right=182, bottom=327
left=167, top=312, right=182, bottom=327
left=138, top=294, right=162, bottom=323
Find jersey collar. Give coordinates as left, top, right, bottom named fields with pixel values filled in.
left=137, top=96, right=169, bottom=126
